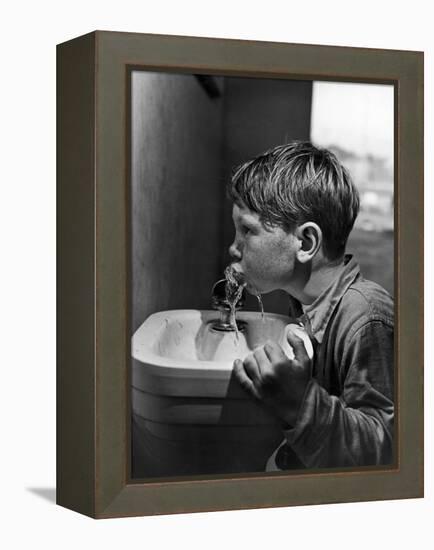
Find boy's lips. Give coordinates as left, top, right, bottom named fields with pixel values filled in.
left=231, top=268, right=259, bottom=294
left=229, top=265, right=246, bottom=284
left=232, top=269, right=258, bottom=294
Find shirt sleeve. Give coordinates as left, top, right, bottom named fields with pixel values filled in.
left=284, top=319, right=394, bottom=468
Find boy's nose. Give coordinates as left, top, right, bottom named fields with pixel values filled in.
left=229, top=241, right=242, bottom=260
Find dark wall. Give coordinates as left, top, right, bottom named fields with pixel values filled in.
left=131, top=72, right=224, bottom=332
left=131, top=74, right=313, bottom=330
left=221, top=77, right=313, bottom=314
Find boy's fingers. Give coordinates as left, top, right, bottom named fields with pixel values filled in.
left=233, top=359, right=261, bottom=400
left=243, top=354, right=262, bottom=384
left=253, top=346, right=271, bottom=377
left=286, top=329, right=309, bottom=362
left=263, top=340, right=286, bottom=364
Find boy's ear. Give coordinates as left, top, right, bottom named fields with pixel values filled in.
left=295, top=222, right=322, bottom=263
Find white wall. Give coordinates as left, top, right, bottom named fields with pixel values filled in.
left=2, top=1, right=432, bottom=549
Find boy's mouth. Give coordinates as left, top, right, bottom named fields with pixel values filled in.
left=228, top=265, right=260, bottom=295
left=230, top=265, right=261, bottom=295
left=227, top=264, right=246, bottom=285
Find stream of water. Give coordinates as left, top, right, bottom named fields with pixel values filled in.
left=224, top=266, right=246, bottom=341
left=224, top=266, right=266, bottom=343
left=256, top=293, right=265, bottom=321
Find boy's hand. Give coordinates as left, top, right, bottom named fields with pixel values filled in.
left=233, top=329, right=312, bottom=427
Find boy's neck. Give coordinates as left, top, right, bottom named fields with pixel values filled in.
left=289, top=257, right=345, bottom=306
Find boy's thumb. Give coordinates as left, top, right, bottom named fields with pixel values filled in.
left=286, top=327, right=309, bottom=361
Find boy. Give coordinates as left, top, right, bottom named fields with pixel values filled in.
left=229, top=141, right=394, bottom=470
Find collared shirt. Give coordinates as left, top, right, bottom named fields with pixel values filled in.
left=268, top=255, right=394, bottom=470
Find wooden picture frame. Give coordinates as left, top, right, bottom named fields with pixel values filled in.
left=57, top=30, right=424, bottom=518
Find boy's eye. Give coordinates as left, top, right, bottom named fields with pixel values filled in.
left=241, top=225, right=251, bottom=235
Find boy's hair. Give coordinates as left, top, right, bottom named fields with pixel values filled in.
left=227, top=141, right=360, bottom=261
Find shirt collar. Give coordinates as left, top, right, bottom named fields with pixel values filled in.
left=298, top=255, right=361, bottom=344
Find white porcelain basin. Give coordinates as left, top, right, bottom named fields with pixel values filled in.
left=132, top=309, right=312, bottom=397
left=131, top=309, right=313, bottom=477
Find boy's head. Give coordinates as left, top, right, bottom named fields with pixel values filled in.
left=227, top=141, right=360, bottom=262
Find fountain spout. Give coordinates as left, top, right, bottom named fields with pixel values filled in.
left=211, top=279, right=246, bottom=332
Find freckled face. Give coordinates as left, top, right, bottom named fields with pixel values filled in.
left=228, top=203, right=300, bottom=295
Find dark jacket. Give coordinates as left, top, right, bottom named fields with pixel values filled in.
left=275, top=255, right=394, bottom=469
